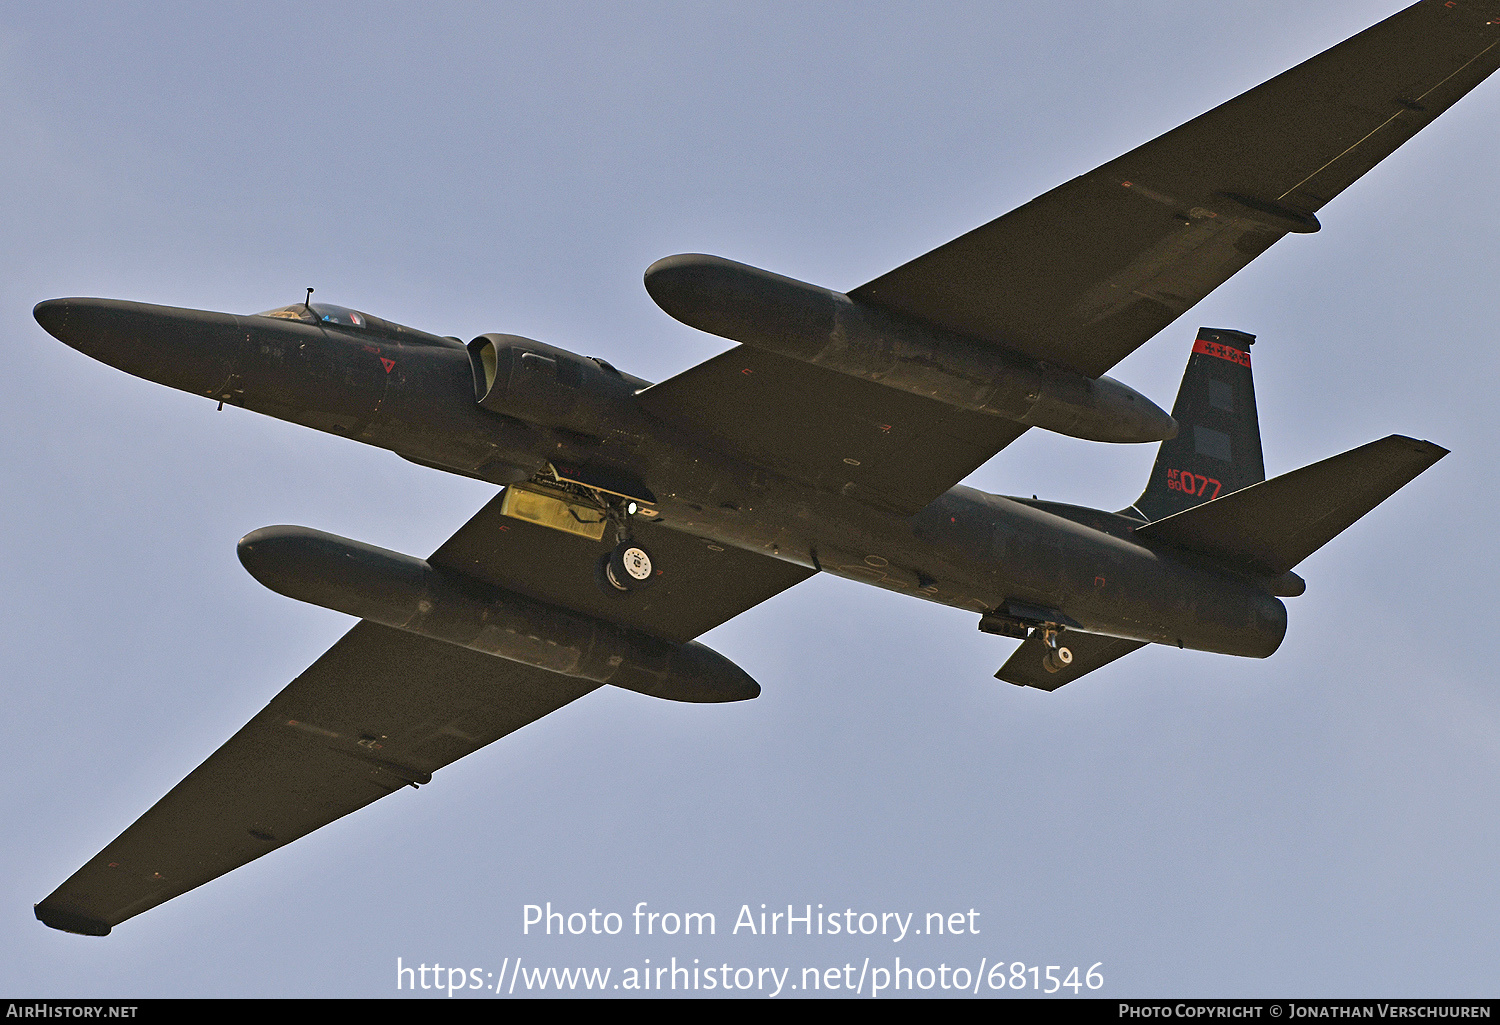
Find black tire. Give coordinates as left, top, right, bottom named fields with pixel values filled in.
left=608, top=542, right=656, bottom=590
left=1042, top=646, right=1073, bottom=674
left=596, top=553, right=632, bottom=597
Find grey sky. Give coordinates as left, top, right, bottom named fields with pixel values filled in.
left=3, top=1, right=1497, bottom=997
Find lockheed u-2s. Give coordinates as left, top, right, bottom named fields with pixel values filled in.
left=31, top=0, right=1498, bottom=935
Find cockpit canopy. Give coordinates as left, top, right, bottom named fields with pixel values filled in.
left=256, top=302, right=366, bottom=327
left=253, top=302, right=460, bottom=347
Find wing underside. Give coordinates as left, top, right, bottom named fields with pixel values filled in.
left=37, top=498, right=812, bottom=935
left=642, top=2, right=1498, bottom=511
left=852, top=0, right=1500, bottom=378
left=35, top=622, right=600, bottom=935
left=429, top=489, right=814, bottom=644
left=639, top=345, right=1028, bottom=517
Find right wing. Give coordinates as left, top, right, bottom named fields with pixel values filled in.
left=429, top=488, right=814, bottom=644
left=37, top=495, right=812, bottom=935
left=34, top=622, right=599, bottom=936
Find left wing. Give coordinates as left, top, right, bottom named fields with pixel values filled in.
left=37, top=496, right=811, bottom=935
left=853, top=1, right=1500, bottom=378
left=642, top=3, right=1499, bottom=514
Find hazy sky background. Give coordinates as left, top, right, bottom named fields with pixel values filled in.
left=3, top=1, right=1498, bottom=998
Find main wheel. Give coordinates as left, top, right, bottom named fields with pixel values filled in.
left=599, top=542, right=657, bottom=594
left=596, top=553, right=629, bottom=596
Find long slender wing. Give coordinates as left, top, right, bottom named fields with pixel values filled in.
left=640, top=345, right=1027, bottom=516
left=642, top=2, right=1499, bottom=513
left=37, top=497, right=811, bottom=935
left=852, top=0, right=1500, bottom=378
left=34, top=623, right=599, bottom=936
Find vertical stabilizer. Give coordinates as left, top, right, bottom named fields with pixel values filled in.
left=1130, top=328, right=1265, bottom=521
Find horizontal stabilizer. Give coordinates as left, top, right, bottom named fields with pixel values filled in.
left=997, top=631, right=1146, bottom=691
left=1134, top=435, right=1447, bottom=576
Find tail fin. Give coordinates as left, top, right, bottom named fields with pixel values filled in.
left=1134, top=435, right=1447, bottom=577
left=1129, top=328, right=1265, bottom=521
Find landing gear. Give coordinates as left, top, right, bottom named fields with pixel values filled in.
left=1040, top=626, right=1073, bottom=674
left=594, top=495, right=658, bottom=596
left=1042, top=646, right=1073, bottom=673
left=598, top=541, right=657, bottom=594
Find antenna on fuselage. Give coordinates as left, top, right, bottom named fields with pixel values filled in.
left=304, top=287, right=314, bottom=312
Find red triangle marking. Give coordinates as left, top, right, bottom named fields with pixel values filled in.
left=380, top=357, right=396, bottom=373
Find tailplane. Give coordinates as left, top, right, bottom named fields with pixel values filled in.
left=1134, top=434, right=1447, bottom=577
left=1009, top=327, right=1446, bottom=691
left=1127, top=327, right=1447, bottom=578
left=1129, top=328, right=1265, bottom=521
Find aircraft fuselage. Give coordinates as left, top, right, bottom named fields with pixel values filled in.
left=37, top=296, right=1287, bottom=666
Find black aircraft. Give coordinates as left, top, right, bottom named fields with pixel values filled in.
left=32, top=1, right=1498, bottom=935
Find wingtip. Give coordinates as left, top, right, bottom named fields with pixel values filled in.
left=1387, top=435, right=1450, bottom=460
left=35, top=902, right=111, bottom=936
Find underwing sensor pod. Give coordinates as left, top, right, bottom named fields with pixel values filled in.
left=644, top=254, right=1178, bottom=445
left=237, top=526, right=759, bottom=703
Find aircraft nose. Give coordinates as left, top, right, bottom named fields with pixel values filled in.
left=33, top=296, right=246, bottom=394
left=34, top=297, right=149, bottom=358
left=33, top=298, right=71, bottom=343
left=34, top=297, right=148, bottom=365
